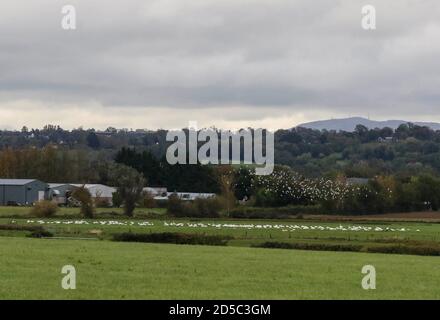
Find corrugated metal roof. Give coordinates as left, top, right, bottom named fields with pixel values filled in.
left=48, top=183, right=73, bottom=188
left=49, top=183, right=63, bottom=188
left=71, top=184, right=116, bottom=198
left=0, top=179, right=37, bottom=185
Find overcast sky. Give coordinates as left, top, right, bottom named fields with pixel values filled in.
left=0, top=0, right=439, bottom=130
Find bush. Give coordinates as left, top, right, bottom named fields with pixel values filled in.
left=142, top=192, right=157, bottom=208
left=112, top=191, right=123, bottom=208
left=113, top=232, right=231, bottom=246
left=166, top=194, right=222, bottom=218
left=0, top=224, right=45, bottom=232
left=255, top=242, right=362, bottom=252
left=166, top=193, right=185, bottom=216
left=365, top=245, right=440, bottom=256
left=0, top=224, right=53, bottom=238
left=193, top=198, right=222, bottom=218
left=30, top=200, right=58, bottom=218
left=255, top=241, right=440, bottom=256
left=254, top=189, right=281, bottom=207
left=155, top=199, right=169, bottom=208
left=27, top=229, right=54, bottom=238
left=94, top=197, right=111, bottom=208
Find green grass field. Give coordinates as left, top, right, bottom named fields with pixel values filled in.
left=1, top=237, right=440, bottom=299
left=0, top=206, right=166, bottom=218
left=3, top=216, right=440, bottom=249
left=1, top=206, right=440, bottom=299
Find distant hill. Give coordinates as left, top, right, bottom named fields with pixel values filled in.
left=297, top=117, right=440, bottom=132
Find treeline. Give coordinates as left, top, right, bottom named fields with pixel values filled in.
left=276, top=123, right=440, bottom=177
left=0, top=125, right=167, bottom=157
left=0, top=146, right=222, bottom=193
left=323, top=175, right=440, bottom=214
left=114, top=147, right=440, bottom=215
left=0, top=147, right=112, bottom=184
left=115, top=147, right=220, bottom=193
left=233, top=166, right=440, bottom=215
left=2, top=145, right=440, bottom=215
left=3, top=122, right=440, bottom=178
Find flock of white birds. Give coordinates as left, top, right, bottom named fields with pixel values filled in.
left=20, top=219, right=419, bottom=233
left=254, top=170, right=359, bottom=202
left=236, top=168, right=383, bottom=204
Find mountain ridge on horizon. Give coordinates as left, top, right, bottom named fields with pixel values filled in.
left=298, top=117, right=440, bottom=132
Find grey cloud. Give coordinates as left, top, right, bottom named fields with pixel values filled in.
left=0, top=0, right=440, bottom=128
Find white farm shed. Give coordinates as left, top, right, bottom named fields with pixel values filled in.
left=72, top=184, right=116, bottom=204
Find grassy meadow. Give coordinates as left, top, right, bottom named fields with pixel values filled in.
left=1, top=237, right=440, bottom=299
left=1, top=206, right=440, bottom=299
left=0, top=206, right=166, bottom=218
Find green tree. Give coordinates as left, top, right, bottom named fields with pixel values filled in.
left=86, top=132, right=100, bottom=149
left=111, top=164, right=146, bottom=217
left=415, top=175, right=440, bottom=210
left=72, top=186, right=94, bottom=218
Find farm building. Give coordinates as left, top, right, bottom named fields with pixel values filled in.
left=48, top=183, right=117, bottom=205
left=167, top=192, right=216, bottom=201
left=0, top=179, right=48, bottom=206
left=143, top=187, right=167, bottom=197
left=72, top=184, right=116, bottom=205
left=48, top=183, right=76, bottom=205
